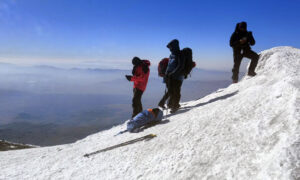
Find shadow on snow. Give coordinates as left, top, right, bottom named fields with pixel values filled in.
left=164, top=90, right=239, bottom=118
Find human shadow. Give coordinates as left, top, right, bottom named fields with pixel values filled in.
left=164, top=91, right=239, bottom=118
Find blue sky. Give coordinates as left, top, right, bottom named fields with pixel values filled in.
left=0, top=0, right=299, bottom=70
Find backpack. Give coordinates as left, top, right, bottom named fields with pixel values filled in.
left=181, top=48, right=196, bottom=78
left=158, top=58, right=169, bottom=77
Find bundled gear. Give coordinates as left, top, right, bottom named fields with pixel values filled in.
left=127, top=108, right=163, bottom=132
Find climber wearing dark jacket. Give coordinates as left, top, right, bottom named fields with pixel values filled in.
left=230, top=21, right=259, bottom=83
left=125, top=57, right=150, bottom=118
left=158, top=39, right=185, bottom=113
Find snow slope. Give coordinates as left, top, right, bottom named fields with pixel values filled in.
left=0, top=46, right=299, bottom=180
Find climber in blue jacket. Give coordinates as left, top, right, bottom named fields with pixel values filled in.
left=127, top=108, right=163, bottom=132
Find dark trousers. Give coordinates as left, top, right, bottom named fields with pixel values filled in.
left=232, top=48, right=259, bottom=80
left=132, top=88, right=143, bottom=118
left=158, top=86, right=169, bottom=107
left=164, top=78, right=182, bottom=109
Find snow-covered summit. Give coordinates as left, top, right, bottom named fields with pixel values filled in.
left=1, top=46, right=299, bottom=180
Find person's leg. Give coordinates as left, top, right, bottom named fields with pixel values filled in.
left=232, top=49, right=243, bottom=82
left=137, top=90, right=143, bottom=114
left=167, top=79, right=174, bottom=108
left=167, top=78, right=175, bottom=109
left=158, top=89, right=169, bottom=108
left=132, top=88, right=143, bottom=118
left=172, top=79, right=183, bottom=110
left=132, top=89, right=137, bottom=118
left=244, top=49, right=259, bottom=75
left=158, top=79, right=170, bottom=108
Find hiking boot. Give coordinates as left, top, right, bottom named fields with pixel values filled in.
left=158, top=102, right=166, bottom=109
left=170, top=107, right=179, bottom=113
left=248, top=71, right=257, bottom=77
left=173, top=104, right=181, bottom=109
left=232, top=73, right=238, bottom=83
left=232, top=79, right=238, bottom=83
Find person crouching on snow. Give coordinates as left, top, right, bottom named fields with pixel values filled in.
left=127, top=108, right=163, bottom=132
left=125, top=57, right=150, bottom=118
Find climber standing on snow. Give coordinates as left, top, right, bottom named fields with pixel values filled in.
left=230, top=21, right=259, bottom=83
left=125, top=57, right=150, bottom=118
left=159, top=39, right=185, bottom=113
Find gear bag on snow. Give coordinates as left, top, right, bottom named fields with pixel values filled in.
left=158, top=58, right=169, bottom=77
left=127, top=108, right=163, bottom=132
left=181, top=48, right=196, bottom=78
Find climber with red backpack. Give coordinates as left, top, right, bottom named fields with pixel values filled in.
left=158, top=39, right=195, bottom=113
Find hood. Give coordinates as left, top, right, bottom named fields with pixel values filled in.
left=235, top=22, right=247, bottom=32
left=234, top=23, right=239, bottom=32
left=132, top=57, right=142, bottom=66
left=167, top=39, right=180, bottom=55
left=132, top=59, right=150, bottom=75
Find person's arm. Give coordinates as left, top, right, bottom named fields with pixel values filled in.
left=230, top=33, right=240, bottom=47
left=247, top=31, right=256, bottom=46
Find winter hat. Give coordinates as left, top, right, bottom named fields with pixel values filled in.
left=132, top=57, right=141, bottom=65
left=239, top=21, right=247, bottom=30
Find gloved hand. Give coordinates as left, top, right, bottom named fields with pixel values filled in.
left=125, top=75, right=132, bottom=81
left=165, top=73, right=170, bottom=78
left=168, top=73, right=174, bottom=79
left=240, top=37, right=247, bottom=44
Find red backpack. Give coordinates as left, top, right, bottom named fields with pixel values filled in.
left=158, top=58, right=169, bottom=77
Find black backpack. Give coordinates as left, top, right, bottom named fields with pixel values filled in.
left=181, top=48, right=196, bottom=78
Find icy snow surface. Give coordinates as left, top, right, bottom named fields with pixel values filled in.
left=0, top=46, right=300, bottom=180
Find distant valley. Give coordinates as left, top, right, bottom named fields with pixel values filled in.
left=0, top=63, right=233, bottom=146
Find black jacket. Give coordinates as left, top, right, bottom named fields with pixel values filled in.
left=230, top=23, right=255, bottom=50
left=166, top=39, right=185, bottom=80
